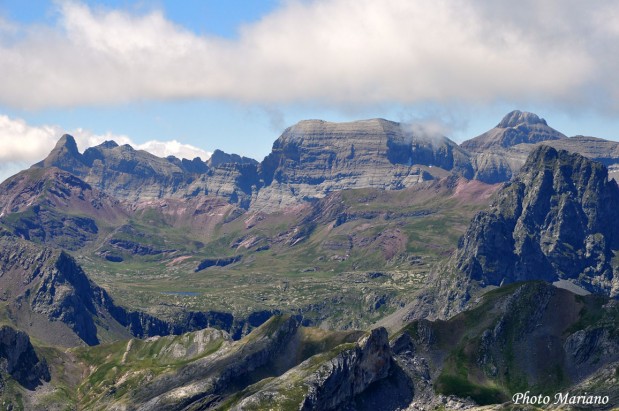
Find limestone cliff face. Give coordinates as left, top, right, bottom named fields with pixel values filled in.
left=32, top=135, right=260, bottom=207
left=254, top=119, right=472, bottom=209
left=456, top=145, right=619, bottom=298
left=231, top=326, right=392, bottom=411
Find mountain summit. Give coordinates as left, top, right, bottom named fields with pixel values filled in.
left=462, top=110, right=566, bottom=152
left=496, top=109, right=548, bottom=128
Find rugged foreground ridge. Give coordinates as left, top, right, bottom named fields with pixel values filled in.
left=4, top=283, right=618, bottom=410
left=393, top=282, right=619, bottom=410
left=456, top=146, right=619, bottom=301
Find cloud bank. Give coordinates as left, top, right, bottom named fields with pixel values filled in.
left=0, top=114, right=211, bottom=182
left=0, top=0, right=618, bottom=112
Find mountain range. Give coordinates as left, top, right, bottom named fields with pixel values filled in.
left=0, top=110, right=618, bottom=410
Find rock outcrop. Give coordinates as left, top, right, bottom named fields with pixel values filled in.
left=207, top=149, right=258, bottom=168
left=455, top=145, right=619, bottom=298
left=0, top=325, right=50, bottom=390
left=394, top=282, right=619, bottom=409
left=383, top=145, right=619, bottom=328
left=230, top=326, right=391, bottom=411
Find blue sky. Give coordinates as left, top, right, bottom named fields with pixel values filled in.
left=1, top=0, right=619, bottom=181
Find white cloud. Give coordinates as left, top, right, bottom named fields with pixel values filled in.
left=135, top=140, right=211, bottom=160
left=0, top=1, right=617, bottom=112
left=0, top=114, right=211, bottom=182
left=0, top=115, right=61, bottom=162
left=69, top=129, right=211, bottom=161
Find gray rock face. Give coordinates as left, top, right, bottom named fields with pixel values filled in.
left=0, top=325, right=50, bottom=390
left=254, top=119, right=472, bottom=210
left=32, top=136, right=260, bottom=207
left=456, top=145, right=619, bottom=297
left=300, top=327, right=391, bottom=411
left=207, top=149, right=258, bottom=168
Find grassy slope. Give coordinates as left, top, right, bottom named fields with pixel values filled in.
left=74, top=181, right=496, bottom=329
left=395, top=282, right=619, bottom=407
left=26, top=316, right=362, bottom=410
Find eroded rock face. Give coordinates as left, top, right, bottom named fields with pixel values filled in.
left=0, top=325, right=50, bottom=390
left=300, top=327, right=391, bottom=411
left=231, top=326, right=392, bottom=411
left=456, top=146, right=619, bottom=297
left=253, top=119, right=472, bottom=210
left=31, top=135, right=260, bottom=207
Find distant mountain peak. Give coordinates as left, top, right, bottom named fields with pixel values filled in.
left=207, top=149, right=258, bottom=168
left=54, top=134, right=79, bottom=155
left=497, top=110, right=547, bottom=128
left=461, top=110, right=565, bottom=153
left=98, top=140, right=119, bottom=149
left=32, top=134, right=86, bottom=174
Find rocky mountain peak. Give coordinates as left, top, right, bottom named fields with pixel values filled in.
left=454, top=145, right=619, bottom=298
left=461, top=110, right=566, bottom=153
left=207, top=149, right=258, bottom=167
left=34, top=133, right=86, bottom=174
left=497, top=110, right=548, bottom=128
left=98, top=140, right=119, bottom=149
left=54, top=134, right=79, bottom=154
